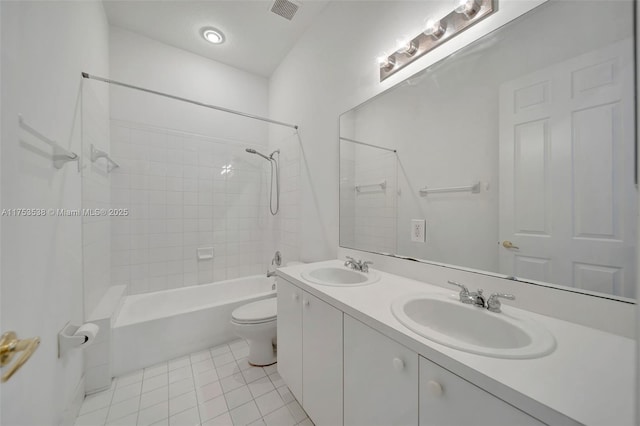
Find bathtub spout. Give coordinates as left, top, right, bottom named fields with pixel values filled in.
left=266, top=270, right=277, bottom=278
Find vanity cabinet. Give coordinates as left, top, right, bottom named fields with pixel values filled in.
left=279, top=276, right=546, bottom=426
left=419, top=356, right=544, bottom=426
left=344, top=315, right=419, bottom=426
left=277, top=278, right=343, bottom=426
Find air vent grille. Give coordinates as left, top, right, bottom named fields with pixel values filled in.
left=270, top=0, right=300, bottom=21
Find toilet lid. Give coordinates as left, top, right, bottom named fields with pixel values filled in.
left=232, top=298, right=277, bottom=324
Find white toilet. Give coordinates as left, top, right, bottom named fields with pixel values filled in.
left=230, top=297, right=277, bottom=366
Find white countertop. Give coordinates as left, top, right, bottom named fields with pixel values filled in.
left=277, top=260, right=636, bottom=426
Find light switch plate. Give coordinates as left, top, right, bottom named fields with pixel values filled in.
left=411, top=219, right=426, bottom=242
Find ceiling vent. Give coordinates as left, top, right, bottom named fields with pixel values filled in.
left=270, top=0, right=300, bottom=21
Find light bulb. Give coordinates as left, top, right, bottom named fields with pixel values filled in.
left=423, top=18, right=446, bottom=39
left=396, top=38, right=418, bottom=56
left=377, top=54, right=396, bottom=71
left=454, top=0, right=481, bottom=18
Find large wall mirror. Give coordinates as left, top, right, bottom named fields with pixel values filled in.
left=339, top=0, right=637, bottom=301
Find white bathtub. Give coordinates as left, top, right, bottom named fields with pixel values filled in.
left=112, top=275, right=275, bottom=376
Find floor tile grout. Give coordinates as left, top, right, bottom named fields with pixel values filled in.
left=76, top=339, right=310, bottom=426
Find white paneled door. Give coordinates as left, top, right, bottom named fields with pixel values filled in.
left=499, top=39, right=637, bottom=298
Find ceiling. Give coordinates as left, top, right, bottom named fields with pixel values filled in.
left=103, top=0, right=330, bottom=77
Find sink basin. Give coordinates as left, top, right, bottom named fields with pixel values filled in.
left=391, top=294, right=555, bottom=359
left=301, top=267, right=380, bottom=286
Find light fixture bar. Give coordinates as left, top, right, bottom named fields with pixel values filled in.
left=380, top=0, right=495, bottom=81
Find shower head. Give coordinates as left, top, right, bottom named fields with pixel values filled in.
left=245, top=148, right=271, bottom=161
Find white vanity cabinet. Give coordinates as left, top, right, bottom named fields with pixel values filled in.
left=276, top=278, right=344, bottom=426
left=344, top=315, right=419, bottom=426
left=419, top=356, right=544, bottom=426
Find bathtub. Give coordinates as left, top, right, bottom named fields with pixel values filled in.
left=112, top=275, right=275, bottom=376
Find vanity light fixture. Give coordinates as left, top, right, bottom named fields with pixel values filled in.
left=423, top=18, right=447, bottom=39
left=379, top=0, right=496, bottom=81
left=202, top=27, right=225, bottom=44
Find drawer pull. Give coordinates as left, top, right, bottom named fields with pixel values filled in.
left=427, top=380, right=444, bottom=397
left=303, top=299, right=310, bottom=307
left=292, top=294, right=299, bottom=302
left=392, top=357, right=405, bottom=371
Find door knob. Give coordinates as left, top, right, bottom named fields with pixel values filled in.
left=502, top=240, right=519, bottom=249
left=0, top=331, right=40, bottom=382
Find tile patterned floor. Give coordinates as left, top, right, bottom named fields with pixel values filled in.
left=75, top=340, right=313, bottom=426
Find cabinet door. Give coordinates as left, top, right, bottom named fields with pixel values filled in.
left=419, top=357, right=544, bottom=426
left=344, top=315, right=418, bottom=426
left=277, top=279, right=303, bottom=402
left=302, top=291, right=343, bottom=426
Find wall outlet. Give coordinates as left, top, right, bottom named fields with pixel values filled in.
left=411, top=219, right=426, bottom=242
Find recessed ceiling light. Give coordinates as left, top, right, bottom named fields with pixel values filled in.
left=202, top=27, right=225, bottom=44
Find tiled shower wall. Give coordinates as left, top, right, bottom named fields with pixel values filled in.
left=266, top=130, right=301, bottom=266
left=109, top=121, right=271, bottom=295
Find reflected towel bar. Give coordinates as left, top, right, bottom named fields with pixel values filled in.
left=356, top=180, right=387, bottom=192
left=18, top=114, right=79, bottom=170
left=419, top=181, right=480, bottom=195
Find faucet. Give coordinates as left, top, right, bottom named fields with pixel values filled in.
left=344, top=256, right=373, bottom=272
left=486, top=293, right=516, bottom=313
left=447, top=281, right=486, bottom=308
left=266, top=250, right=282, bottom=278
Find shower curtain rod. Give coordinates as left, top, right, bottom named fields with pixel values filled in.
left=81, top=72, right=299, bottom=130
left=340, top=136, right=397, bottom=153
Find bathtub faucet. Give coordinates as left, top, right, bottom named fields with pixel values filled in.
left=266, top=251, right=282, bottom=278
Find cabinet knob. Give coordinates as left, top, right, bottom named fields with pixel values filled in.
left=392, top=357, right=404, bottom=371
left=303, top=299, right=310, bottom=307
left=427, top=380, right=444, bottom=397
left=292, top=294, right=299, bottom=302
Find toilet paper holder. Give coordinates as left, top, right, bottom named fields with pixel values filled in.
left=58, top=323, right=96, bottom=358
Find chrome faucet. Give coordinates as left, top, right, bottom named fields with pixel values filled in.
left=344, top=256, right=373, bottom=272
left=448, top=281, right=516, bottom=312
left=266, top=250, right=282, bottom=278
left=447, top=281, right=486, bottom=308
left=486, top=293, right=516, bottom=313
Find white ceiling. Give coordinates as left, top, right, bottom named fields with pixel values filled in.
left=103, top=0, right=330, bottom=77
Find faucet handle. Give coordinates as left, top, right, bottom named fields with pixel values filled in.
left=362, top=260, right=373, bottom=272
left=447, top=280, right=469, bottom=293
left=344, top=256, right=357, bottom=269
left=447, top=280, right=472, bottom=303
left=487, top=293, right=516, bottom=313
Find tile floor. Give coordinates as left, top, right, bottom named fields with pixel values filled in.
left=75, top=340, right=313, bottom=426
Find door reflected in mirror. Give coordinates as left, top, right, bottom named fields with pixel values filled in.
left=339, top=0, right=637, bottom=301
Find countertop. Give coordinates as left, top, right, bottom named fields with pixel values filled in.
left=277, top=260, right=636, bottom=426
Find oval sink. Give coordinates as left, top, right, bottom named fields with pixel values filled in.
left=301, top=267, right=380, bottom=286
left=391, top=294, right=555, bottom=359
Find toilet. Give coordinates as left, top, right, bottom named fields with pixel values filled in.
left=230, top=297, right=277, bottom=366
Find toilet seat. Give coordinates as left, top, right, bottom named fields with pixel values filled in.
left=232, top=298, right=277, bottom=324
